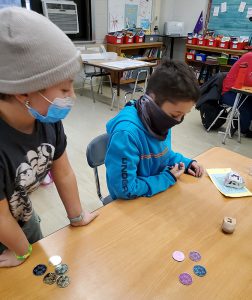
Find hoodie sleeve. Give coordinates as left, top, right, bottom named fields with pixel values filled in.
left=105, top=131, right=177, bottom=200
left=167, top=149, right=193, bottom=170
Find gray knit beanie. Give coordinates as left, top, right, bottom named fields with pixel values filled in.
left=0, top=7, right=81, bottom=94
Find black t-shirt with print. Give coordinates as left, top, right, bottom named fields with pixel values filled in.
left=0, top=118, right=67, bottom=223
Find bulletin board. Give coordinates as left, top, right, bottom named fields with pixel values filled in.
left=108, top=0, right=153, bottom=32
left=207, top=0, right=252, bottom=37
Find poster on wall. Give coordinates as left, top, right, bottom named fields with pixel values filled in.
left=108, top=0, right=152, bottom=32
left=125, top=4, right=138, bottom=28
left=0, top=0, right=22, bottom=9
left=108, top=1, right=124, bottom=32
left=140, top=0, right=152, bottom=21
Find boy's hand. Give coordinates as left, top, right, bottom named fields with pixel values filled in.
left=169, top=163, right=185, bottom=179
left=187, top=161, right=204, bottom=177
left=0, top=249, right=25, bottom=268
left=70, top=210, right=99, bottom=227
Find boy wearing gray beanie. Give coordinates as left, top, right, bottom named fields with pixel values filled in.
left=0, top=7, right=98, bottom=267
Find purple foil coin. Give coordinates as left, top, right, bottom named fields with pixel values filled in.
left=189, top=251, right=201, bottom=262
left=172, top=251, right=185, bottom=262
left=179, top=273, right=193, bottom=285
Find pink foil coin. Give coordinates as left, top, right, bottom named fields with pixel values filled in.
left=172, top=250, right=185, bottom=262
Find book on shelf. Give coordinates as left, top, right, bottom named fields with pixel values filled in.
left=121, top=48, right=163, bottom=61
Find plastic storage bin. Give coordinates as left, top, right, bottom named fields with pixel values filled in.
left=144, top=35, right=159, bottom=43
left=123, top=36, right=134, bottom=44
left=228, top=57, right=239, bottom=65
left=106, top=35, right=124, bottom=44
left=207, top=39, right=220, bottom=47
left=197, top=38, right=207, bottom=46
left=230, top=41, right=245, bottom=50
left=195, top=53, right=207, bottom=62
left=186, top=52, right=195, bottom=60
left=217, top=56, right=229, bottom=65
left=187, top=37, right=198, bottom=45
left=219, top=41, right=230, bottom=49
left=135, top=36, right=144, bottom=43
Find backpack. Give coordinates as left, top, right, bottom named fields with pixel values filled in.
left=199, top=102, right=228, bottom=130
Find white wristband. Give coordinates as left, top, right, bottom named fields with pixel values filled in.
left=68, top=212, right=84, bottom=223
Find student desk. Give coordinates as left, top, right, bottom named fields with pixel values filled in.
left=82, top=56, right=156, bottom=96
left=220, top=86, right=252, bottom=144
left=1, top=147, right=252, bottom=299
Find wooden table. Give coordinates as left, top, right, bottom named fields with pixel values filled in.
left=1, top=147, right=252, bottom=300
left=83, top=56, right=155, bottom=96
left=220, top=86, right=252, bottom=144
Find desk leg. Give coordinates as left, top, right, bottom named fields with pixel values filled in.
left=220, top=93, right=241, bottom=144
left=117, top=71, right=121, bottom=96
left=170, top=37, right=175, bottom=60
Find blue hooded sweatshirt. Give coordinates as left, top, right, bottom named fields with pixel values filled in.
left=105, top=102, right=193, bottom=200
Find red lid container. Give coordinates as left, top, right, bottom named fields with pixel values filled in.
left=197, top=38, right=207, bottom=46
left=135, top=36, right=144, bottom=43
left=207, top=39, right=220, bottom=47
left=219, top=41, right=230, bottom=49
left=106, top=35, right=124, bottom=44
left=186, top=52, right=195, bottom=60
left=124, top=36, right=134, bottom=44
left=187, top=37, right=198, bottom=45
left=230, top=41, right=245, bottom=50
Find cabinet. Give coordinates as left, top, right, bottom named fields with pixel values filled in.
left=106, top=42, right=163, bottom=84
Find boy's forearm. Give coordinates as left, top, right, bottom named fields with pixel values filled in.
left=52, top=169, right=83, bottom=219
left=0, top=200, right=30, bottom=256
left=51, top=151, right=83, bottom=219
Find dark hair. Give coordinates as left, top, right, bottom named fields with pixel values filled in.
left=0, top=93, right=10, bottom=100
left=146, top=59, right=200, bottom=105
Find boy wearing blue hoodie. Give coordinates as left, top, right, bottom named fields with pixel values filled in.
left=105, top=60, right=203, bottom=200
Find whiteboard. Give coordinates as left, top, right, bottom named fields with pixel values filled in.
left=108, top=0, right=153, bottom=32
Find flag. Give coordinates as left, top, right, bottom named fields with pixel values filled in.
left=193, top=11, right=203, bottom=34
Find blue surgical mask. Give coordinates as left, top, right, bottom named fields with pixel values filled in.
left=25, top=93, right=74, bottom=123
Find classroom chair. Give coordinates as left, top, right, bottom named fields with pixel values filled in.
left=110, top=69, right=149, bottom=110
left=217, top=94, right=249, bottom=144
left=86, top=133, right=113, bottom=205
left=78, top=44, right=114, bottom=103
left=206, top=103, right=236, bottom=135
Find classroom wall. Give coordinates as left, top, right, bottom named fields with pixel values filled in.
left=92, top=0, right=209, bottom=59
left=159, top=0, right=209, bottom=60
left=92, top=0, right=107, bottom=43
left=158, top=0, right=174, bottom=33
left=92, top=0, right=161, bottom=43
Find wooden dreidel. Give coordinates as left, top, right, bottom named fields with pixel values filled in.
left=222, top=217, right=236, bottom=234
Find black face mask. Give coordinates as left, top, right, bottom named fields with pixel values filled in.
left=135, top=94, right=184, bottom=141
